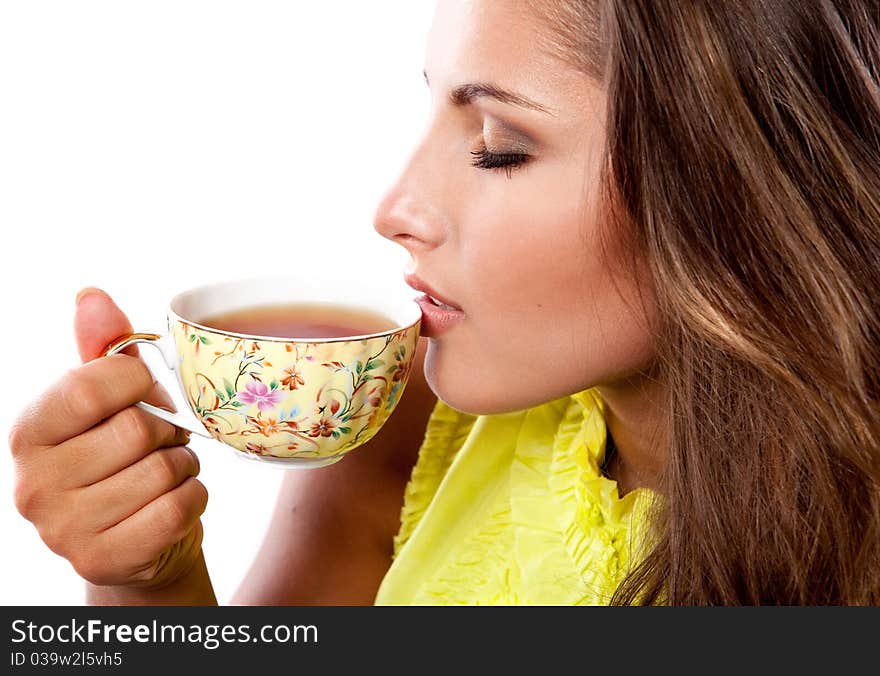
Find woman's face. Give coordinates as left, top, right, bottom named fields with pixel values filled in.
left=374, top=0, right=656, bottom=415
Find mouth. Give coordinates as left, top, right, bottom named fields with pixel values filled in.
left=423, top=295, right=461, bottom=311
left=414, top=293, right=465, bottom=338
left=404, top=273, right=463, bottom=312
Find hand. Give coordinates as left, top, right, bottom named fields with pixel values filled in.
left=9, top=288, right=208, bottom=590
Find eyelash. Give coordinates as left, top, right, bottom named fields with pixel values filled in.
left=470, top=146, right=531, bottom=179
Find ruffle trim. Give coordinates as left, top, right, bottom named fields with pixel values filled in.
left=510, top=387, right=651, bottom=604
left=390, top=398, right=478, bottom=559
left=387, top=388, right=655, bottom=604
left=551, top=389, right=647, bottom=602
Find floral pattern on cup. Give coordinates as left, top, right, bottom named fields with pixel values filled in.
left=171, top=318, right=420, bottom=460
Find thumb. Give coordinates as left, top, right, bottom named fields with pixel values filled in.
left=74, top=287, right=140, bottom=363
left=74, top=287, right=181, bottom=415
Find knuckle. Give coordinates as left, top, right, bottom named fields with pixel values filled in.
left=70, top=547, right=112, bottom=586
left=37, top=519, right=68, bottom=557
left=36, top=494, right=80, bottom=555
left=148, top=449, right=182, bottom=488
left=12, top=477, right=39, bottom=520
left=107, top=354, right=155, bottom=398
left=115, top=406, right=154, bottom=450
left=157, top=492, right=188, bottom=536
left=125, top=354, right=156, bottom=390
left=9, top=396, right=49, bottom=456
left=7, top=420, right=28, bottom=458
left=63, top=370, right=106, bottom=422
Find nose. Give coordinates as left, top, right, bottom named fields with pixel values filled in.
left=373, top=150, right=447, bottom=255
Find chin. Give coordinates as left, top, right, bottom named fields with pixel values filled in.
left=424, top=340, right=553, bottom=416
left=424, top=367, right=527, bottom=417
left=422, top=352, right=485, bottom=415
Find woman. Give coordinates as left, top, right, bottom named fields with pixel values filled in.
left=10, top=0, right=880, bottom=605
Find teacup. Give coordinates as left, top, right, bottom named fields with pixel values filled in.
left=102, top=277, right=421, bottom=468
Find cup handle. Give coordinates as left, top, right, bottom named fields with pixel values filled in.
left=102, top=332, right=213, bottom=438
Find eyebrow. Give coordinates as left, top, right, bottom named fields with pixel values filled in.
left=423, top=69, right=553, bottom=115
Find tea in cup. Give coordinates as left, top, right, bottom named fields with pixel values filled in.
left=102, top=277, right=421, bottom=468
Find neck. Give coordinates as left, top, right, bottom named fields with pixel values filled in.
left=595, top=366, right=667, bottom=496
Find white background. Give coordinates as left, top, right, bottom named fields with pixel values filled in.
left=0, top=1, right=435, bottom=605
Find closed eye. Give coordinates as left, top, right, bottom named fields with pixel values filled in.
left=470, top=146, right=531, bottom=178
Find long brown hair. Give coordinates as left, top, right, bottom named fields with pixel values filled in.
left=538, top=0, right=880, bottom=603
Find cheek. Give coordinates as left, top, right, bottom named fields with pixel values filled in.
left=573, top=274, right=658, bottom=380
left=465, top=166, right=593, bottom=330
left=461, top=173, right=657, bottom=392
left=428, top=139, right=657, bottom=413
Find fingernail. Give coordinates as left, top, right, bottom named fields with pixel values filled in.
left=174, top=427, right=193, bottom=451
left=186, top=446, right=200, bottom=474
left=75, top=287, right=108, bottom=306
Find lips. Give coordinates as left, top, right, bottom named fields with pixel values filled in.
left=414, top=294, right=465, bottom=338
left=404, top=273, right=462, bottom=311
left=425, top=295, right=459, bottom=311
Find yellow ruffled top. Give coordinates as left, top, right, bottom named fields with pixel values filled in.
left=373, top=387, right=655, bottom=605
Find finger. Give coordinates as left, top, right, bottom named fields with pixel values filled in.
left=143, top=381, right=179, bottom=414
left=77, top=445, right=200, bottom=532
left=97, top=477, right=208, bottom=575
left=72, top=516, right=205, bottom=588
left=74, top=288, right=139, bottom=362
left=13, top=353, right=157, bottom=450
left=46, top=389, right=192, bottom=488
